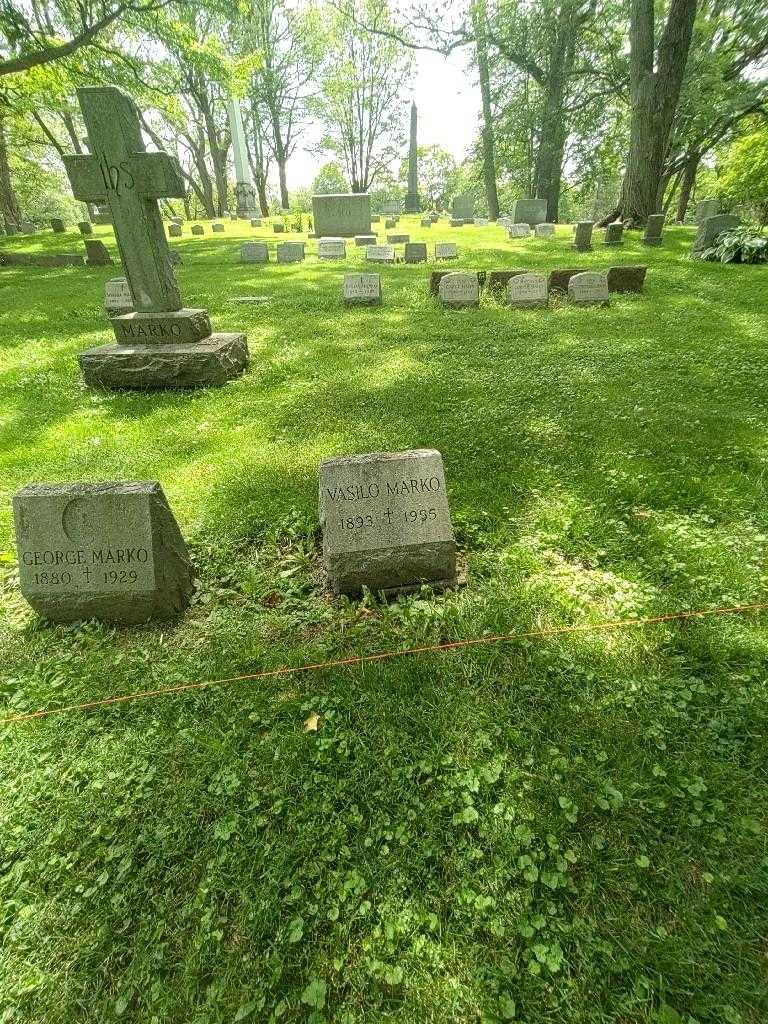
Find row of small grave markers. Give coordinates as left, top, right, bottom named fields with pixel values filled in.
left=241, top=239, right=460, bottom=264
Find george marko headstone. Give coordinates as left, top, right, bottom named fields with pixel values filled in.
left=63, top=86, right=248, bottom=389
left=13, top=481, right=195, bottom=624
left=693, top=213, right=741, bottom=251
left=572, top=221, right=594, bottom=252
left=438, top=272, right=479, bottom=307
left=168, top=223, right=182, bottom=238
left=50, top=218, right=66, bottom=233
left=512, top=198, right=547, bottom=226
left=642, top=214, right=665, bottom=246
left=105, top=277, right=133, bottom=317
left=387, top=233, right=409, bottom=244
left=241, top=241, right=269, bottom=263
left=435, top=242, right=458, bottom=260
left=507, top=272, right=548, bottom=308
left=343, top=273, right=382, bottom=306
left=191, top=224, right=205, bottom=235
left=277, top=241, right=305, bottom=263
left=366, top=244, right=395, bottom=263
left=603, top=221, right=624, bottom=246
left=534, top=223, right=556, bottom=238
left=312, top=193, right=371, bottom=237
left=212, top=222, right=225, bottom=233
left=320, top=449, right=457, bottom=596
left=452, top=193, right=474, bottom=220
left=273, top=222, right=285, bottom=233
left=355, top=234, right=377, bottom=246
left=404, top=242, right=427, bottom=263
left=568, top=271, right=609, bottom=305
left=78, top=221, right=93, bottom=235
left=695, top=199, right=719, bottom=225
left=84, top=239, right=113, bottom=266
left=318, top=237, right=347, bottom=259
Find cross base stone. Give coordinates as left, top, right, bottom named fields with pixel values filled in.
left=79, top=333, right=248, bottom=389
left=110, top=308, right=212, bottom=345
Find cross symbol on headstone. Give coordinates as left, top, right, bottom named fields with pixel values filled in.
left=64, top=87, right=185, bottom=314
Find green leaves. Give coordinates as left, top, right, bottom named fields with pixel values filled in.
left=301, top=978, right=327, bottom=1010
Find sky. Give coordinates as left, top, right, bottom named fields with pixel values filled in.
left=280, top=47, right=481, bottom=190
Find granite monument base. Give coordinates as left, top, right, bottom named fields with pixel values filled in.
left=79, top=333, right=248, bottom=389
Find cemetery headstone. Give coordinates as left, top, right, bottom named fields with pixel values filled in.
left=507, top=272, right=548, bottom=308
left=78, top=221, right=93, bottom=235
left=695, top=199, right=719, bottom=225
left=381, top=201, right=400, bottom=217
left=191, top=224, right=204, bottom=235
left=343, top=273, right=382, bottom=306
left=371, top=214, right=381, bottom=224
left=250, top=218, right=262, bottom=227
left=385, top=218, right=397, bottom=229
left=603, top=221, right=624, bottom=246
left=572, top=221, right=594, bottom=251
left=512, top=198, right=548, bottom=226
left=404, top=242, right=427, bottom=263
left=642, top=214, right=665, bottom=246
left=430, top=270, right=486, bottom=296
left=319, top=449, right=457, bottom=596
left=430, top=212, right=439, bottom=223
left=449, top=219, right=464, bottom=227
left=212, top=222, right=225, bottom=232
left=366, top=245, right=395, bottom=263
left=50, top=218, right=66, bottom=233
left=475, top=217, right=489, bottom=227
left=355, top=234, right=377, bottom=246
left=168, top=223, right=182, bottom=238
left=63, top=85, right=248, bottom=389
left=318, top=237, right=347, bottom=259
left=420, top=218, right=433, bottom=227
left=693, top=213, right=741, bottom=251
left=277, top=241, right=305, bottom=263
left=20, top=221, right=36, bottom=233
left=508, top=224, right=531, bottom=238
left=105, top=277, right=133, bottom=317
left=13, top=481, right=194, bottom=624
left=387, top=233, right=409, bottom=244
left=435, top=242, right=458, bottom=260
left=171, top=217, right=183, bottom=226
left=568, top=271, right=609, bottom=305
left=312, top=193, right=371, bottom=237
left=606, top=265, right=647, bottom=292
left=84, top=239, right=113, bottom=266
left=273, top=222, right=285, bottom=233
left=438, top=272, right=479, bottom=307
left=241, top=241, right=269, bottom=263
left=452, top=193, right=474, bottom=220
left=534, top=223, right=556, bottom=238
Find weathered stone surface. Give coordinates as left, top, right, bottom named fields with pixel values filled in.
left=191, top=224, right=204, bottom=235
left=430, top=270, right=486, bottom=295
left=273, top=222, right=285, bottom=233
left=212, top=222, right=225, bottom=232
left=20, top=221, right=36, bottom=233
left=434, top=242, right=458, bottom=260
left=343, top=273, right=382, bottom=305
left=508, top=223, right=531, bottom=238
left=312, top=193, right=371, bottom=237
left=430, top=212, right=439, bottom=222
left=604, top=221, right=624, bottom=246
left=572, top=221, right=594, bottom=251
left=105, top=277, right=133, bottom=316
left=387, top=233, right=409, bottom=244
left=404, top=242, right=427, bottom=263
left=381, top=201, right=400, bottom=217
left=507, top=272, right=548, bottom=307
left=354, top=234, right=377, bottom=246
left=486, top=269, right=527, bottom=294
left=694, top=213, right=741, bottom=251
left=534, top=223, right=556, bottom=237
left=318, top=237, right=347, bottom=259
left=568, top=271, right=609, bottom=305
left=370, top=214, right=381, bottom=223
left=439, top=272, right=479, bottom=307
left=78, top=221, right=93, bottom=235
left=695, top=199, right=719, bottom=225
left=50, top=218, right=66, bottom=233
left=320, top=449, right=457, bottom=596
left=111, top=308, right=211, bottom=345
left=13, top=481, right=194, bottom=624
left=241, top=241, right=269, bottom=263
left=84, top=239, right=113, bottom=266
left=277, top=241, right=305, bottom=263
left=643, top=214, right=665, bottom=246
left=606, top=265, right=647, bottom=292
left=366, top=245, right=395, bottom=263
left=452, top=194, right=474, bottom=220
left=79, top=332, right=248, bottom=389
left=512, top=198, right=547, bottom=225
left=420, top=218, right=433, bottom=227
left=168, top=223, right=182, bottom=237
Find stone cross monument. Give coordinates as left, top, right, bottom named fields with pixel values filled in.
left=227, top=98, right=258, bottom=218
left=404, top=101, right=421, bottom=214
left=64, top=87, right=248, bottom=389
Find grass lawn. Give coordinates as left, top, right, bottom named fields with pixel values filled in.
left=1, top=217, right=767, bottom=1024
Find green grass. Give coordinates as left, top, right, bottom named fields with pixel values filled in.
left=1, top=217, right=767, bottom=1024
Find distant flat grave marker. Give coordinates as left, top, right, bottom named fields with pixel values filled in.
left=277, top=241, right=305, bottom=263
left=105, top=277, right=133, bottom=316
left=535, top=223, right=555, bottom=238
left=355, top=234, right=377, bottom=246
left=241, top=241, right=269, bottom=263
left=387, top=233, right=409, bottom=244
left=343, top=273, right=382, bottom=305
left=508, top=224, right=531, bottom=238
left=434, top=242, right=458, bottom=260
left=366, top=244, right=395, bottom=263
left=13, top=481, right=194, bottom=624
left=404, top=242, right=427, bottom=263
left=320, top=449, right=457, bottom=595
left=318, top=237, right=347, bottom=259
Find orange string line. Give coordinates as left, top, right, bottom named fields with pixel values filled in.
left=2, top=601, right=767, bottom=726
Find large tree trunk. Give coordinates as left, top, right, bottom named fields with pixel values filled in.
left=533, top=3, right=576, bottom=222
left=277, top=155, right=289, bottom=210
left=0, top=112, right=21, bottom=231
left=471, top=0, right=499, bottom=220
left=246, top=98, right=271, bottom=216
left=615, top=0, right=697, bottom=225
left=675, top=149, right=700, bottom=222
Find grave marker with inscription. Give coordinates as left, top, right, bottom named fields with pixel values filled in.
left=320, top=449, right=457, bottom=595
left=568, top=271, right=609, bottom=305
left=534, top=223, right=555, bottom=237
left=387, top=233, right=409, bottom=244
left=63, top=86, right=248, bottom=389
left=434, top=242, right=458, bottom=259
left=404, top=242, right=427, bottom=263
left=105, top=277, right=133, bottom=317
left=642, top=214, right=665, bottom=246
left=273, top=222, right=285, bottom=233
left=508, top=224, right=531, bottom=238
left=241, top=241, right=269, bottom=263
left=366, top=245, right=395, bottom=263
left=438, top=272, right=479, bottom=307
left=312, top=193, right=371, bottom=237
left=277, top=241, right=305, bottom=263
left=572, top=221, right=594, bottom=251
left=355, top=234, right=377, bottom=246
left=512, top=198, right=547, bottom=226
left=420, top=218, right=433, bottom=227
left=604, top=221, right=624, bottom=246
left=343, top=273, right=382, bottom=305
left=13, top=481, right=194, bottom=623
left=507, top=272, right=547, bottom=308
left=318, top=237, right=347, bottom=259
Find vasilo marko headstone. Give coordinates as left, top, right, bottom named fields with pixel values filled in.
left=320, top=449, right=456, bottom=595
left=13, top=481, right=194, bottom=624
left=572, top=221, right=594, bottom=251
left=643, top=214, right=665, bottom=246
left=694, top=213, right=740, bottom=251
left=105, top=277, right=133, bottom=317
left=343, top=273, right=382, bottom=306
left=241, top=241, right=269, bottom=263
left=63, top=87, right=248, bottom=389
left=318, top=237, right=347, bottom=259
left=452, top=194, right=474, bottom=220
left=438, top=272, right=480, bottom=307
left=277, top=241, right=305, bottom=263
left=312, top=193, right=371, bottom=238
left=512, top=198, right=548, bottom=226
left=507, top=272, right=547, bottom=308
left=568, top=271, right=609, bottom=305
left=604, top=221, right=624, bottom=246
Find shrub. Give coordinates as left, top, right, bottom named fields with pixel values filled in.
left=695, top=226, right=768, bottom=264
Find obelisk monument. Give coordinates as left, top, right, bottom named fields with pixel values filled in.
left=227, top=98, right=258, bottom=218
left=404, top=101, right=421, bottom=213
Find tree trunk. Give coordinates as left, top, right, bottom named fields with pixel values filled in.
left=470, top=0, right=499, bottom=220
left=675, top=149, right=700, bottom=222
left=277, top=156, right=289, bottom=209
left=246, top=98, right=271, bottom=216
left=0, top=112, right=21, bottom=231
left=533, top=3, right=576, bottom=222
left=616, top=0, right=698, bottom=225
